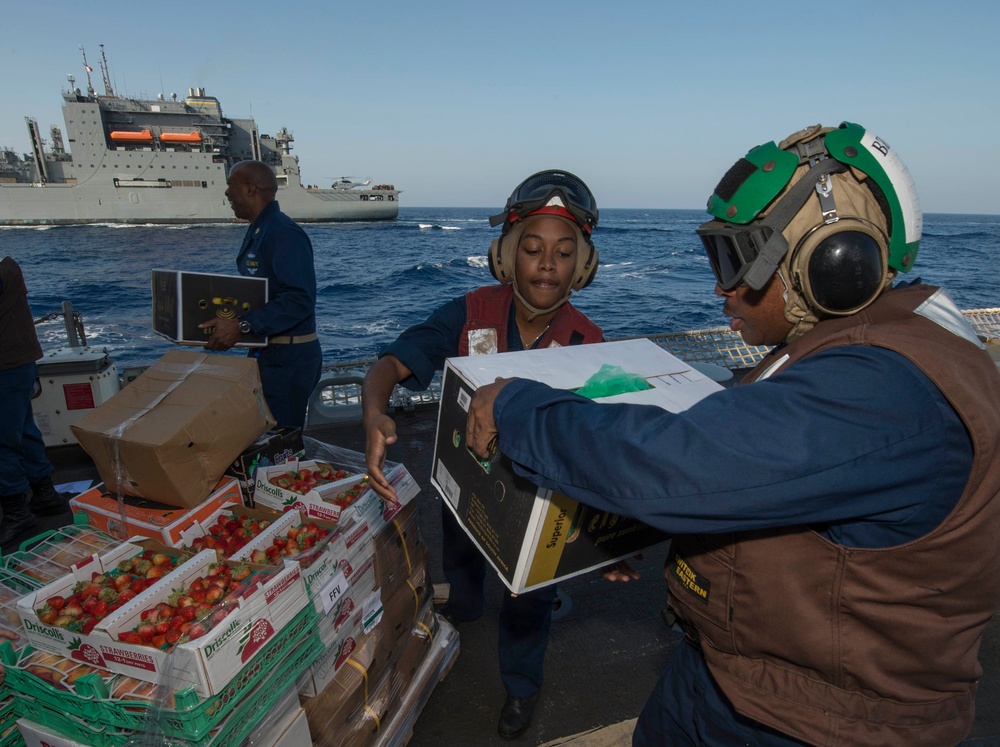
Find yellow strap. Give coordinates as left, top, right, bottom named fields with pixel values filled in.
left=392, top=517, right=413, bottom=573
left=407, top=579, right=420, bottom=622
left=416, top=620, right=434, bottom=641
left=346, top=659, right=369, bottom=702
left=364, top=704, right=381, bottom=733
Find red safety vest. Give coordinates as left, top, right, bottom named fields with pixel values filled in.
left=458, top=284, right=602, bottom=356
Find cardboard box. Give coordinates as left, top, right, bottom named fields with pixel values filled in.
left=69, top=475, right=243, bottom=544
left=432, top=338, right=723, bottom=593
left=226, top=427, right=305, bottom=505
left=70, top=350, right=275, bottom=508
left=17, top=718, right=91, bottom=747
left=301, top=587, right=433, bottom=735
left=152, top=269, right=268, bottom=347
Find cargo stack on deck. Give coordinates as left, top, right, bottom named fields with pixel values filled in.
left=0, top=349, right=457, bottom=747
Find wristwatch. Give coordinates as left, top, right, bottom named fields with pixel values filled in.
left=239, top=319, right=253, bottom=335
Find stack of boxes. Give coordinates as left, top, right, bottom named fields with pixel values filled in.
left=0, top=349, right=457, bottom=747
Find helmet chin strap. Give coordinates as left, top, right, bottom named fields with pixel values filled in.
left=512, top=279, right=571, bottom=322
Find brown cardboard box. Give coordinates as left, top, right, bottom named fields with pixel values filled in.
left=302, top=591, right=434, bottom=744
left=70, top=350, right=275, bottom=508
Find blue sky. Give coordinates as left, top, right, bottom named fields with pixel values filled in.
left=1, top=1, right=997, bottom=212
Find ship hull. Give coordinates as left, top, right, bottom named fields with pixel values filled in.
left=0, top=181, right=398, bottom=225
left=3, top=70, right=400, bottom=226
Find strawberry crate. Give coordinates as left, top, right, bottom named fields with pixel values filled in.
left=98, top=603, right=319, bottom=741
left=16, top=539, right=193, bottom=663
left=0, top=643, right=116, bottom=724
left=94, top=551, right=309, bottom=696
left=179, top=630, right=322, bottom=747
left=0, top=519, right=118, bottom=590
left=0, top=604, right=319, bottom=745
left=11, top=690, right=133, bottom=747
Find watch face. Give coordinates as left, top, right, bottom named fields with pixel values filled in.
left=240, top=321, right=252, bottom=334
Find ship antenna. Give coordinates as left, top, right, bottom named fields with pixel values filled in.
left=79, top=45, right=95, bottom=96
left=98, top=43, right=115, bottom=97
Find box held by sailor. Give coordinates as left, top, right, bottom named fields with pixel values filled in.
left=432, top=338, right=723, bottom=593
left=151, top=269, right=267, bottom=347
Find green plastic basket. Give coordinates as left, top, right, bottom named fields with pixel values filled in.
left=99, top=603, right=320, bottom=740
left=0, top=518, right=117, bottom=590
left=12, top=691, right=133, bottom=747
left=0, top=697, right=21, bottom=746
left=190, top=632, right=322, bottom=747
left=6, top=604, right=321, bottom=747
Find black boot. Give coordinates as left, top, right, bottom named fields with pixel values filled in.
left=498, top=693, right=539, bottom=740
left=29, top=475, right=71, bottom=516
left=0, top=492, right=39, bottom=548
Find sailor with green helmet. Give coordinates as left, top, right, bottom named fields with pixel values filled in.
left=465, top=123, right=1000, bottom=745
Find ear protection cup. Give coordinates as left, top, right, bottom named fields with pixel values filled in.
left=790, top=219, right=888, bottom=316
left=488, top=236, right=513, bottom=284
left=571, top=243, right=599, bottom=290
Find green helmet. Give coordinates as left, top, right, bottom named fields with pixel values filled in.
left=697, top=122, right=922, bottom=294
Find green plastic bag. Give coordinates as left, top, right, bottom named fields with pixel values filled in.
left=573, top=363, right=652, bottom=400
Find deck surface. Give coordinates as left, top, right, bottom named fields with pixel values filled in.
left=24, top=407, right=1000, bottom=746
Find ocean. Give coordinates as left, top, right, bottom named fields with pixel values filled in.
left=6, top=208, right=1000, bottom=369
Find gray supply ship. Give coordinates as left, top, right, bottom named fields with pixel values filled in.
left=0, top=46, right=399, bottom=226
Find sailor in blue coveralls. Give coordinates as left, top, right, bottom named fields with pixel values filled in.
left=464, top=125, right=1000, bottom=746
left=201, top=160, right=322, bottom=428
left=361, top=171, right=635, bottom=740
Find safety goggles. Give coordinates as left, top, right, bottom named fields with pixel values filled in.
left=696, top=221, right=780, bottom=291
left=489, top=170, right=598, bottom=233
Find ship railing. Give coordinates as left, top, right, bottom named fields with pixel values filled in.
left=306, top=308, right=1000, bottom=425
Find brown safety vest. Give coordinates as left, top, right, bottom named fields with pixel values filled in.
left=666, top=284, right=1000, bottom=746
left=457, top=284, right=602, bottom=355
left=0, top=257, right=43, bottom=371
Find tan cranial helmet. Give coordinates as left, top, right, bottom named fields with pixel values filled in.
left=488, top=213, right=597, bottom=319
left=697, top=122, right=922, bottom=340
left=774, top=126, right=893, bottom=337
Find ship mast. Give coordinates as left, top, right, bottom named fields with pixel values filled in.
left=98, top=44, right=115, bottom=97
left=79, top=45, right=95, bottom=96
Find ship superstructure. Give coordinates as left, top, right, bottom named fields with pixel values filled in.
left=0, top=46, right=399, bottom=225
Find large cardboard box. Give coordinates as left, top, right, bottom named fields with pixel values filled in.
left=69, top=475, right=243, bottom=544
left=70, top=350, right=275, bottom=508
left=152, top=269, right=268, bottom=347
left=432, top=338, right=723, bottom=593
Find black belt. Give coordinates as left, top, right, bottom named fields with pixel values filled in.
left=268, top=332, right=318, bottom=345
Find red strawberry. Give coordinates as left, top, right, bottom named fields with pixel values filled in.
left=136, top=623, right=155, bottom=643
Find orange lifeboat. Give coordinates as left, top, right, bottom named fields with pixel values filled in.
left=160, top=131, right=202, bottom=143
left=109, top=130, right=153, bottom=142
